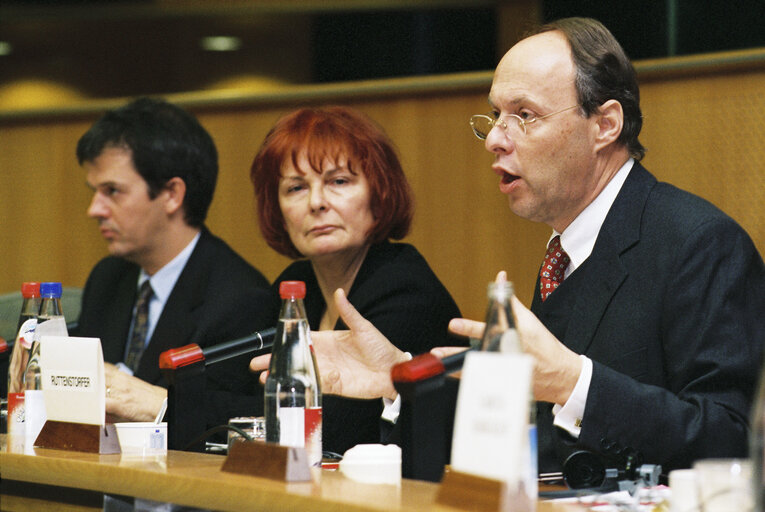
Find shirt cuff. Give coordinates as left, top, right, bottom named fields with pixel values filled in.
left=116, top=362, right=134, bottom=376
left=381, top=394, right=402, bottom=424
left=552, top=355, right=592, bottom=438
left=380, top=352, right=412, bottom=424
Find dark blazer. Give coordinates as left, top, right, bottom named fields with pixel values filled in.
left=532, top=162, right=765, bottom=474
left=273, top=241, right=463, bottom=455
left=74, top=228, right=275, bottom=428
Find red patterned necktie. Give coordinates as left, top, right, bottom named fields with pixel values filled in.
left=125, top=280, right=153, bottom=372
left=539, top=235, right=570, bottom=301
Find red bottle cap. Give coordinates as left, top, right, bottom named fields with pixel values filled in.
left=21, top=282, right=41, bottom=298
left=280, top=281, right=306, bottom=299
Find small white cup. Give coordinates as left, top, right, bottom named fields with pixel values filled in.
left=693, top=458, right=752, bottom=512
left=115, top=422, right=167, bottom=454
left=339, top=444, right=401, bottom=485
left=669, top=468, right=698, bottom=512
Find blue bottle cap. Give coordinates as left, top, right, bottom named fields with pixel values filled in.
left=40, top=282, right=63, bottom=298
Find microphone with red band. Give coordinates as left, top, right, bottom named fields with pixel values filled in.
left=160, top=327, right=276, bottom=370
left=389, top=345, right=475, bottom=482
left=391, top=346, right=476, bottom=383
left=160, top=327, right=276, bottom=452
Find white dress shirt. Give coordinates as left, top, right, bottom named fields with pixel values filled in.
left=119, top=232, right=201, bottom=374
left=551, top=158, right=633, bottom=437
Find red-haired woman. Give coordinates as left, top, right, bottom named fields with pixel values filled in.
left=250, top=106, right=463, bottom=455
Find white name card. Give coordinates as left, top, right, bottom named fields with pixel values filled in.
left=450, top=351, right=533, bottom=485
left=40, top=336, right=105, bottom=426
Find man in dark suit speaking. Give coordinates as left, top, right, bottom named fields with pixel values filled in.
left=251, top=18, right=765, bottom=475
left=73, top=98, right=273, bottom=428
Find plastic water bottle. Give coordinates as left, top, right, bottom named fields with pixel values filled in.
left=479, top=281, right=537, bottom=507
left=6, top=282, right=41, bottom=435
left=265, top=281, right=322, bottom=467
left=23, top=282, right=67, bottom=444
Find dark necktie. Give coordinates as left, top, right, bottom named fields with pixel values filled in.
left=125, top=280, right=153, bottom=372
left=539, top=235, right=571, bottom=301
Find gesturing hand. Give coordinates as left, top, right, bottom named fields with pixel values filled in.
left=250, top=288, right=409, bottom=400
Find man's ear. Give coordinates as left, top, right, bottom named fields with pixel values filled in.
left=162, top=177, right=187, bottom=216
left=593, top=99, right=624, bottom=152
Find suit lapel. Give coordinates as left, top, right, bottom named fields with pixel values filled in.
left=560, top=163, right=656, bottom=355
left=135, top=230, right=210, bottom=383
left=101, top=266, right=141, bottom=363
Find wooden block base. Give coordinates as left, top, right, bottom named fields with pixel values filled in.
left=221, top=440, right=311, bottom=482
left=436, top=470, right=534, bottom=512
left=35, top=420, right=121, bottom=454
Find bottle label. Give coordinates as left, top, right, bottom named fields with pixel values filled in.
left=16, top=318, right=37, bottom=349
left=305, top=406, right=322, bottom=467
left=24, top=389, right=47, bottom=442
left=277, top=406, right=323, bottom=467
left=7, top=392, right=25, bottom=435
left=279, top=407, right=305, bottom=448
left=35, top=316, right=68, bottom=339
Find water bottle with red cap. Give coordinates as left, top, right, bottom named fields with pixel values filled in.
left=6, top=282, right=42, bottom=435
left=264, top=280, right=322, bottom=467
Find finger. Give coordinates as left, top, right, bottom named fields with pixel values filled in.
left=495, top=270, right=507, bottom=283
left=250, top=354, right=271, bottom=372
left=448, top=317, right=486, bottom=339
left=431, top=346, right=470, bottom=359
left=510, top=295, right=536, bottom=326
left=333, top=288, right=371, bottom=331
left=259, top=371, right=268, bottom=385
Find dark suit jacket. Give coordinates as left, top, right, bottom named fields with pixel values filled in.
left=74, top=228, right=275, bottom=428
left=532, top=162, right=765, bottom=474
left=273, top=241, right=463, bottom=455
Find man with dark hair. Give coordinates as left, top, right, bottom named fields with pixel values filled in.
left=74, top=97, right=274, bottom=428
left=251, top=17, right=765, bottom=476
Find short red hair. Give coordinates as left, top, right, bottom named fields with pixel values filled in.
left=250, top=106, right=414, bottom=259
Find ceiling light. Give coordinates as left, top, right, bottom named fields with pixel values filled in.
left=200, top=36, right=242, bottom=52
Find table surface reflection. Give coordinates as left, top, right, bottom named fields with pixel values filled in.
left=1, top=434, right=575, bottom=512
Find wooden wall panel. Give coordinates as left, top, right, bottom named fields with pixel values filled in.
left=1, top=50, right=763, bottom=322
left=639, top=71, right=765, bottom=254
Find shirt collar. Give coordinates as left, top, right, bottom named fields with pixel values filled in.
left=138, top=231, right=201, bottom=304
left=554, top=158, right=634, bottom=276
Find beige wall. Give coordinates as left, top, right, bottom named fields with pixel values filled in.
left=1, top=49, right=763, bottom=320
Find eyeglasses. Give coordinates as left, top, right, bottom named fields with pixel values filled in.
left=469, top=105, right=579, bottom=140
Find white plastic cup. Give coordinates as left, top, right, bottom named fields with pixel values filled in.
left=669, top=468, right=698, bottom=512
left=693, top=458, right=752, bottom=512
left=115, top=422, right=167, bottom=454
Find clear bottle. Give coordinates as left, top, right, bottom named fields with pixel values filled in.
left=479, top=281, right=537, bottom=508
left=480, top=281, right=522, bottom=353
left=750, top=360, right=765, bottom=511
left=6, top=282, right=42, bottom=435
left=265, top=281, right=322, bottom=467
left=23, top=282, right=67, bottom=443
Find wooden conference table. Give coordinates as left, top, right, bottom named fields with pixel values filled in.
left=0, top=434, right=577, bottom=511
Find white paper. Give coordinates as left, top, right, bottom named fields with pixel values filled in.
left=450, top=351, right=533, bottom=486
left=40, top=336, right=105, bottom=426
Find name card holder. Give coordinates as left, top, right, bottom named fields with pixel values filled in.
left=437, top=470, right=506, bottom=511
left=221, top=440, right=311, bottom=482
left=35, top=420, right=121, bottom=454
left=437, top=470, right=535, bottom=512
